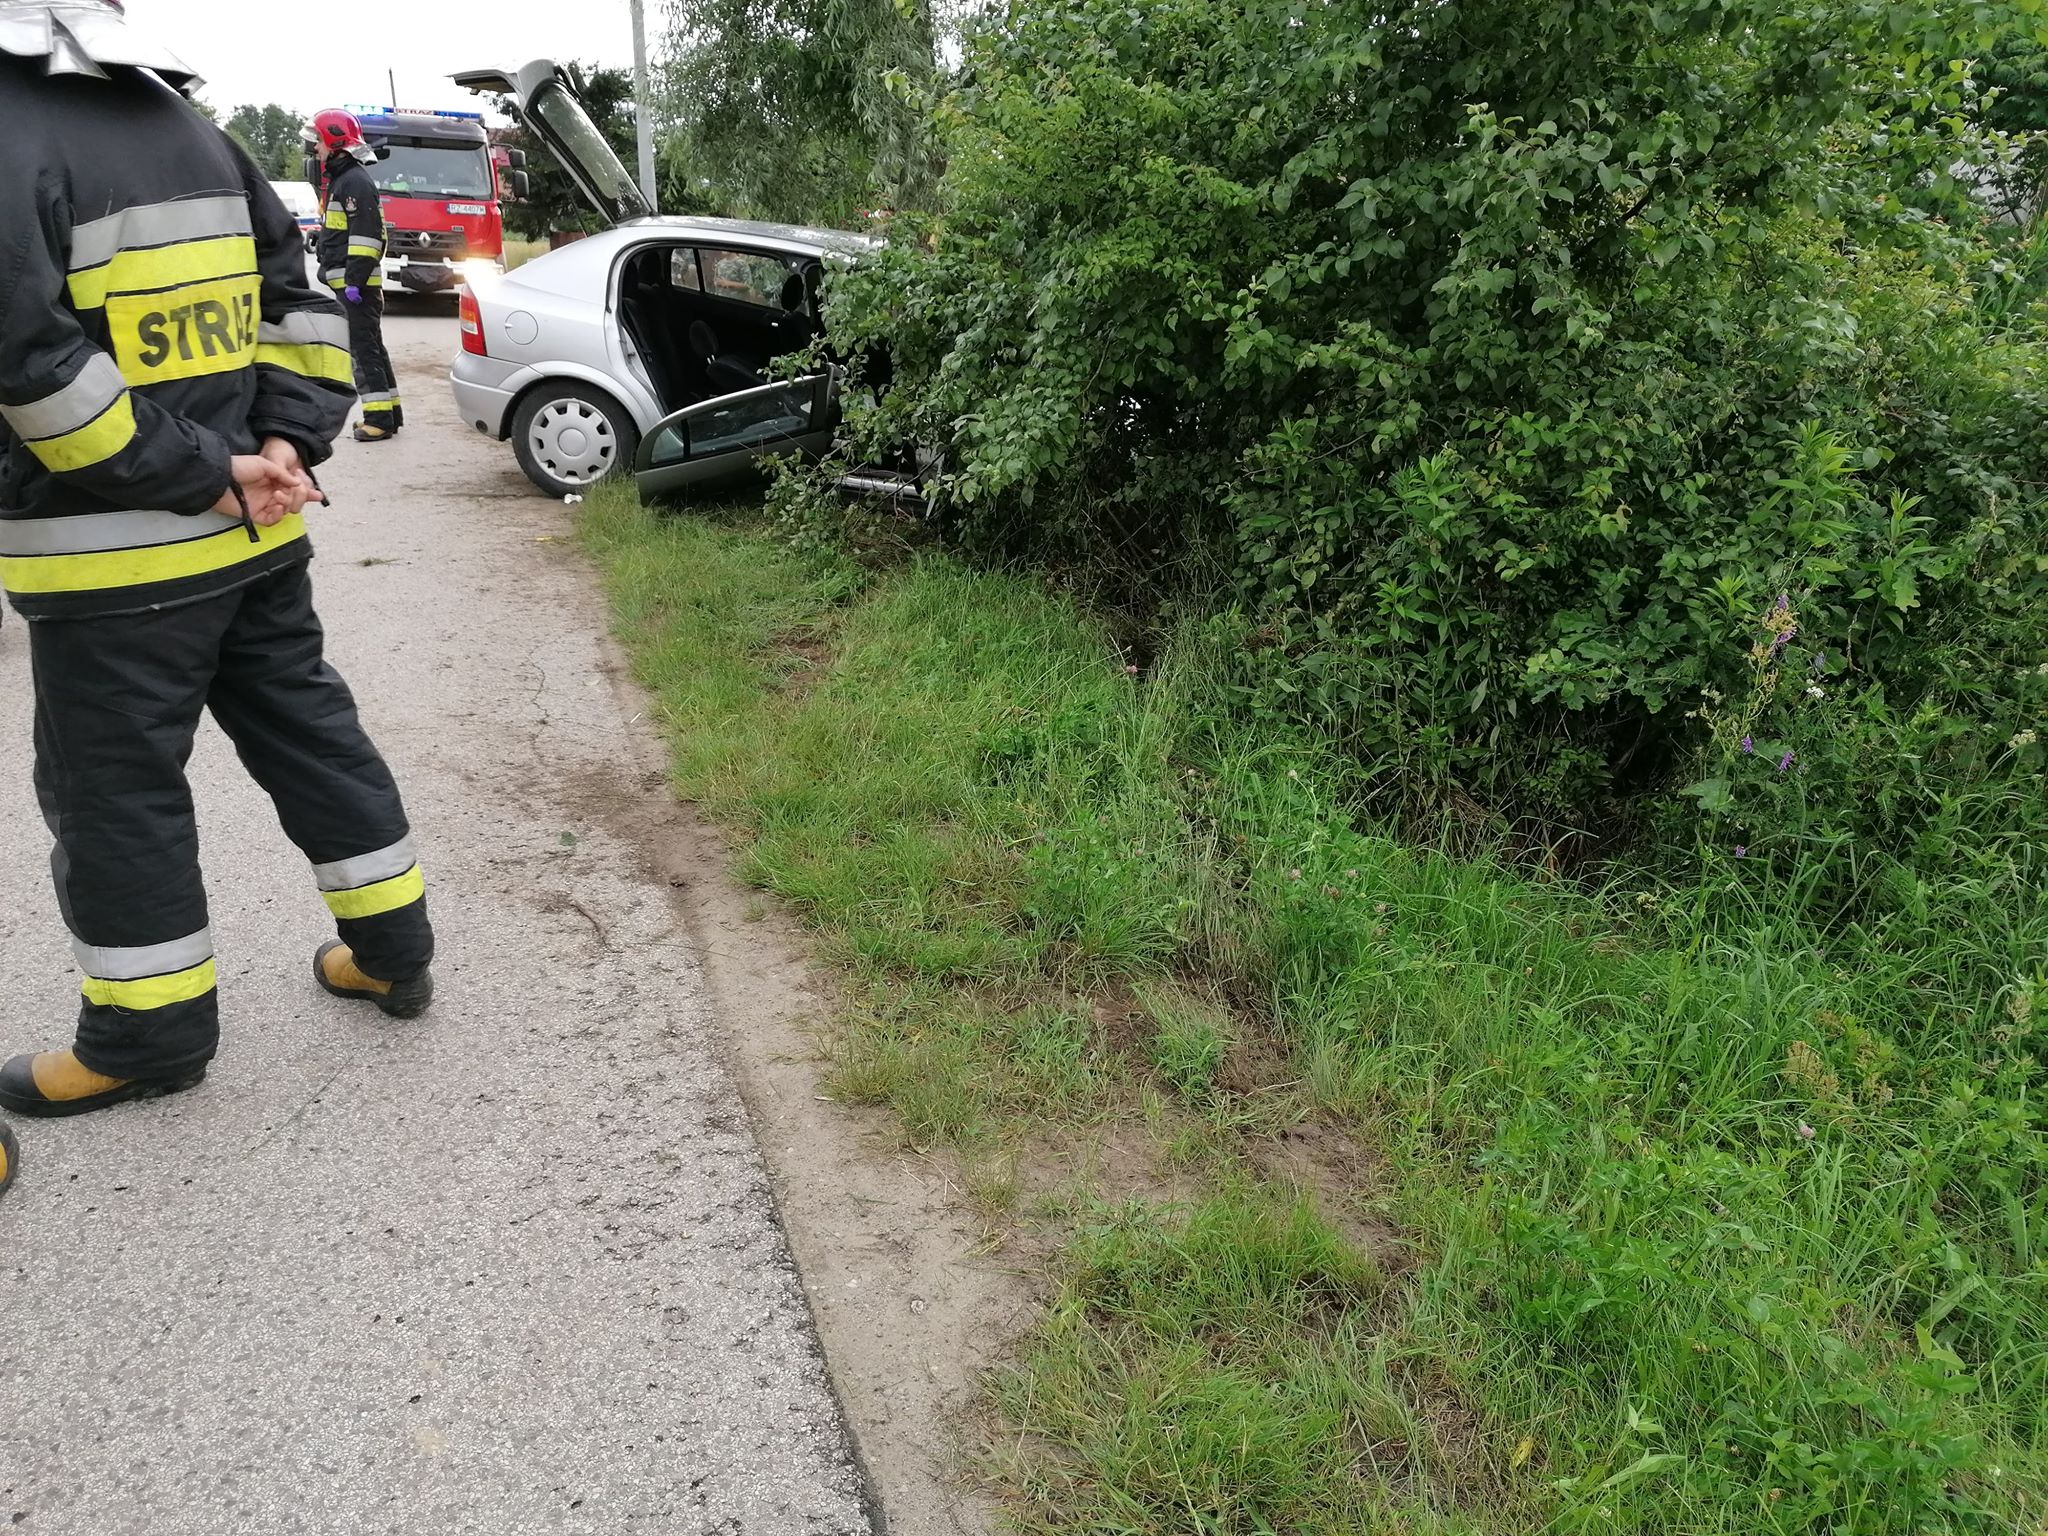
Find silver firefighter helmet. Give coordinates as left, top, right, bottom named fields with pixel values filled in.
left=0, top=1, right=200, bottom=89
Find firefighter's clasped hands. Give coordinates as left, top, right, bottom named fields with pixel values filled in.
left=211, top=440, right=329, bottom=527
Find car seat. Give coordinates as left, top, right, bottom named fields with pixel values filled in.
left=621, top=272, right=679, bottom=409
left=688, top=319, right=766, bottom=394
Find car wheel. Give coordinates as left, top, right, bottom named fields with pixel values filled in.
left=510, top=383, right=640, bottom=499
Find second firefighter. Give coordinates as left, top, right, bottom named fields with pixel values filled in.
left=315, top=109, right=401, bottom=442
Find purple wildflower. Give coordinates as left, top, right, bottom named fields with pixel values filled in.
left=1733, top=845, right=1748, bottom=859
left=1777, top=750, right=1796, bottom=773
left=1798, top=1122, right=1816, bottom=1141
left=1741, top=735, right=1754, bottom=754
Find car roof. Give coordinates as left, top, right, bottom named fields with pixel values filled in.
left=493, top=218, right=881, bottom=303
left=616, top=216, right=881, bottom=259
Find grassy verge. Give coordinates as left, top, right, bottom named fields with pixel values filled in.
left=579, top=481, right=2047, bottom=1536
left=501, top=237, right=549, bottom=272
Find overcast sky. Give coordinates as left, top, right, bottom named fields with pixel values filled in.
left=158, top=0, right=639, bottom=122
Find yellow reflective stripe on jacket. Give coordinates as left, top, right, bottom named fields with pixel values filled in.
left=24, top=393, right=136, bottom=473
left=347, top=238, right=385, bottom=258
left=81, top=958, right=217, bottom=1011
left=256, top=313, right=352, bottom=382
left=68, top=195, right=252, bottom=273
left=325, top=207, right=349, bottom=230
left=255, top=341, right=354, bottom=385
left=322, top=864, right=425, bottom=920
left=0, top=513, right=307, bottom=596
left=0, top=353, right=126, bottom=440
left=67, top=235, right=259, bottom=311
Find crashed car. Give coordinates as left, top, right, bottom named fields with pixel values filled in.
left=448, top=60, right=882, bottom=500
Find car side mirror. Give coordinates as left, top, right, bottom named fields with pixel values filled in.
left=507, top=148, right=529, bottom=170
left=507, top=170, right=531, bottom=201
left=303, top=154, right=321, bottom=187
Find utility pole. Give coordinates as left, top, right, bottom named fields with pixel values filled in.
left=629, top=0, right=659, bottom=213
left=388, top=68, right=397, bottom=110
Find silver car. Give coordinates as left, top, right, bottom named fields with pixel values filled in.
left=448, top=61, right=878, bottom=499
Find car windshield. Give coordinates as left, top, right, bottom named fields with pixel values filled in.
left=372, top=141, right=492, bottom=199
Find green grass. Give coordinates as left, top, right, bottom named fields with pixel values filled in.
left=578, top=482, right=2048, bottom=1535
left=501, top=237, right=549, bottom=272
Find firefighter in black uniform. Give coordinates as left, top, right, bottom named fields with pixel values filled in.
left=0, top=1, right=437, bottom=1120
left=315, top=109, right=401, bottom=441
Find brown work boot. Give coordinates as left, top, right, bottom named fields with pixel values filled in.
left=0, top=1049, right=206, bottom=1119
left=352, top=422, right=395, bottom=443
left=1, top=1121, right=16, bottom=1200
left=315, top=940, right=434, bottom=1020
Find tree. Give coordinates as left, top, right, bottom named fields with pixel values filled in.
left=224, top=103, right=306, bottom=180
left=656, top=0, right=988, bottom=224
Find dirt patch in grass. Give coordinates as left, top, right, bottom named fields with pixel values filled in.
left=1087, top=982, right=1153, bottom=1063
left=1250, top=1116, right=1406, bottom=1261
left=768, top=626, right=838, bottom=694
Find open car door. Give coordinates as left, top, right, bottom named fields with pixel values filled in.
left=451, top=60, right=650, bottom=224
left=633, top=374, right=840, bottom=496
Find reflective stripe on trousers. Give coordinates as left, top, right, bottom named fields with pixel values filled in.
left=313, top=835, right=427, bottom=920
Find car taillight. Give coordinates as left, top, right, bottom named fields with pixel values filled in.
left=458, top=288, right=487, bottom=356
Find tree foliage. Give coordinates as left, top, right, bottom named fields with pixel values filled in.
left=815, top=0, right=2048, bottom=868
left=657, top=0, right=985, bottom=223
left=223, top=102, right=305, bottom=180
left=1980, top=29, right=2048, bottom=224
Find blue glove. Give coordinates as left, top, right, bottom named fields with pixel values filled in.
left=344, top=285, right=363, bottom=304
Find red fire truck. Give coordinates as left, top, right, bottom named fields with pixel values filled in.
left=304, top=106, right=529, bottom=294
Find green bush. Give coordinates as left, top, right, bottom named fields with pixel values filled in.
left=813, top=0, right=2048, bottom=860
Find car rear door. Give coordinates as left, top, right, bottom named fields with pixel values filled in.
left=451, top=60, right=650, bottom=224
left=633, top=374, right=839, bottom=497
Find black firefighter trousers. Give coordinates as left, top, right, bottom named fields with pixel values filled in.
left=28, top=558, right=434, bottom=1080
left=346, top=287, right=401, bottom=432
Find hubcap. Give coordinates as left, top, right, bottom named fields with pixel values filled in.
left=529, top=398, right=617, bottom=485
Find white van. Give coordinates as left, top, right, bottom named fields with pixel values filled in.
left=268, top=178, right=323, bottom=252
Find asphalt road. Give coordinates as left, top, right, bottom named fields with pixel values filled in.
left=0, top=296, right=875, bottom=1535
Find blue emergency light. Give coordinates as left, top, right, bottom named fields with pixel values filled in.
left=344, top=105, right=486, bottom=122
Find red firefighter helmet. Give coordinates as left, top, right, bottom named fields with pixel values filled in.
left=312, top=109, right=364, bottom=154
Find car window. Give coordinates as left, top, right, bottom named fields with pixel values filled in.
left=671, top=249, right=701, bottom=291
left=698, top=248, right=798, bottom=310
left=686, top=382, right=817, bottom=455
left=644, top=379, right=825, bottom=470
left=531, top=84, right=641, bottom=203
